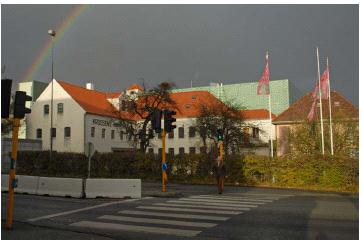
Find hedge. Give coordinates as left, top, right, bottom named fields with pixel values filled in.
left=15, top=151, right=358, bottom=192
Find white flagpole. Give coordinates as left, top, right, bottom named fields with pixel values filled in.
left=316, top=47, right=325, bottom=155
left=267, top=51, right=273, bottom=158
left=327, top=57, right=334, bottom=155
left=268, top=92, right=274, bottom=158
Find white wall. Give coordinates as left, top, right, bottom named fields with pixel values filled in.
left=84, top=114, right=133, bottom=153
left=27, top=80, right=86, bottom=153
left=148, top=117, right=210, bottom=154
left=148, top=117, right=276, bottom=155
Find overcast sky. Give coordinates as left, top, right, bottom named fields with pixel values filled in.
left=1, top=4, right=359, bottom=106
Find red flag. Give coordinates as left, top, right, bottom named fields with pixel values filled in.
left=307, top=98, right=317, bottom=121
left=257, top=53, right=270, bottom=95
left=312, top=66, right=329, bottom=100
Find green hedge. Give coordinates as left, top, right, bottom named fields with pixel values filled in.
left=15, top=151, right=358, bottom=192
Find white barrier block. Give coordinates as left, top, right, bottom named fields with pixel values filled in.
left=37, top=177, right=83, bottom=198
left=86, top=179, right=141, bottom=199
left=1, top=174, right=9, bottom=191
left=16, top=175, right=39, bottom=194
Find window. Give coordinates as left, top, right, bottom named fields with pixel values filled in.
left=178, top=127, right=184, bottom=138
left=168, top=148, right=174, bottom=156
left=120, top=131, right=124, bottom=140
left=64, top=127, right=71, bottom=137
left=121, top=100, right=127, bottom=111
left=252, top=127, right=259, bottom=139
left=158, top=148, right=163, bottom=156
left=91, top=127, right=95, bottom=137
left=111, top=130, right=115, bottom=139
left=148, top=148, right=154, bottom=154
left=44, top=104, right=49, bottom=115
left=189, top=147, right=196, bottom=154
left=36, top=128, right=42, bottom=139
left=189, top=127, right=196, bottom=138
left=179, top=147, right=185, bottom=155
left=168, top=131, right=174, bottom=139
left=51, top=128, right=56, bottom=138
left=57, top=103, right=64, bottom=113
left=102, top=128, right=106, bottom=138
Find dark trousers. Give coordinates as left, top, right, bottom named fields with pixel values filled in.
left=216, top=176, right=224, bottom=194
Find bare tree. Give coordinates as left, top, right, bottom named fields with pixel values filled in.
left=113, top=81, right=176, bottom=153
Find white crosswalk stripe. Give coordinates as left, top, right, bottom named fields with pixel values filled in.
left=178, top=197, right=270, bottom=204
left=187, top=196, right=275, bottom=202
left=99, top=215, right=217, bottom=228
left=69, top=193, right=292, bottom=237
left=153, top=202, right=254, bottom=210
left=119, top=210, right=230, bottom=221
left=70, top=220, right=202, bottom=237
left=167, top=200, right=262, bottom=207
left=136, top=206, right=244, bottom=214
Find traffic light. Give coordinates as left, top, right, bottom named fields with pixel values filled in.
left=1, top=79, right=12, bottom=118
left=151, top=109, right=162, bottom=133
left=217, top=128, right=224, bottom=141
left=164, top=109, right=176, bottom=133
left=13, top=91, right=32, bottom=119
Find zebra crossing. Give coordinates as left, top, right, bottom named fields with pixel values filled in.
left=69, top=192, right=293, bottom=238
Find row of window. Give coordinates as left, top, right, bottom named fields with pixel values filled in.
left=157, top=126, right=196, bottom=139
left=36, top=127, right=70, bottom=139
left=148, top=147, right=201, bottom=155
left=91, top=127, right=125, bottom=140
left=44, top=103, right=64, bottom=115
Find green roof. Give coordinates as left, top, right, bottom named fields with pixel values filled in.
left=172, top=79, right=302, bottom=115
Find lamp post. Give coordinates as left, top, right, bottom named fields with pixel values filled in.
left=48, top=29, right=56, bottom=162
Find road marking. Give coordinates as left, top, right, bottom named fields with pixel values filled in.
left=189, top=196, right=275, bottom=202
left=27, top=198, right=150, bottom=222
left=119, top=210, right=230, bottom=221
left=99, top=215, right=217, bottom=228
left=153, top=202, right=255, bottom=210
left=167, top=200, right=263, bottom=207
left=178, top=197, right=269, bottom=204
left=70, top=220, right=201, bottom=237
left=197, top=195, right=279, bottom=200
left=136, top=206, right=244, bottom=215
left=227, top=193, right=293, bottom=197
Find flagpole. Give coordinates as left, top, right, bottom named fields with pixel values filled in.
left=327, top=57, right=334, bottom=155
left=268, top=92, right=274, bottom=158
left=316, top=47, right=325, bottom=155
left=266, top=51, right=273, bottom=158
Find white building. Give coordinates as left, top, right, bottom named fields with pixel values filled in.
left=27, top=79, right=276, bottom=155
left=27, top=79, right=133, bottom=153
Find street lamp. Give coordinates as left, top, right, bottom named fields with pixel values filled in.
left=48, top=29, right=56, bottom=162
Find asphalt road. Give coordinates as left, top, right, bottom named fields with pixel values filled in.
left=1, top=183, right=359, bottom=239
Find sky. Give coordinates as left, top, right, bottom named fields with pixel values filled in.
left=1, top=4, right=359, bottom=106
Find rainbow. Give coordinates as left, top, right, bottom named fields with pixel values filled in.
left=21, top=5, right=89, bottom=82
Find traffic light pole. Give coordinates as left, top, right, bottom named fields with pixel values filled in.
left=6, top=118, right=20, bottom=229
left=219, top=140, right=223, bottom=161
left=162, top=129, right=167, bottom=192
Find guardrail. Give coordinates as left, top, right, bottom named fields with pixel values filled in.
left=1, top=175, right=141, bottom=199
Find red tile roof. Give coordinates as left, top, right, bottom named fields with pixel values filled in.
left=105, top=92, right=121, bottom=98
left=168, top=91, right=225, bottom=118
left=241, top=109, right=276, bottom=120
left=58, top=81, right=134, bottom=120
left=127, top=84, right=144, bottom=91
left=58, top=80, right=279, bottom=122
left=273, top=91, right=358, bottom=124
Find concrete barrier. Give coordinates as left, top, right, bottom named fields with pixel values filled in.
left=1, top=174, right=9, bottom=191
left=37, top=177, right=83, bottom=198
left=16, top=175, right=39, bottom=194
left=85, top=179, right=141, bottom=198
